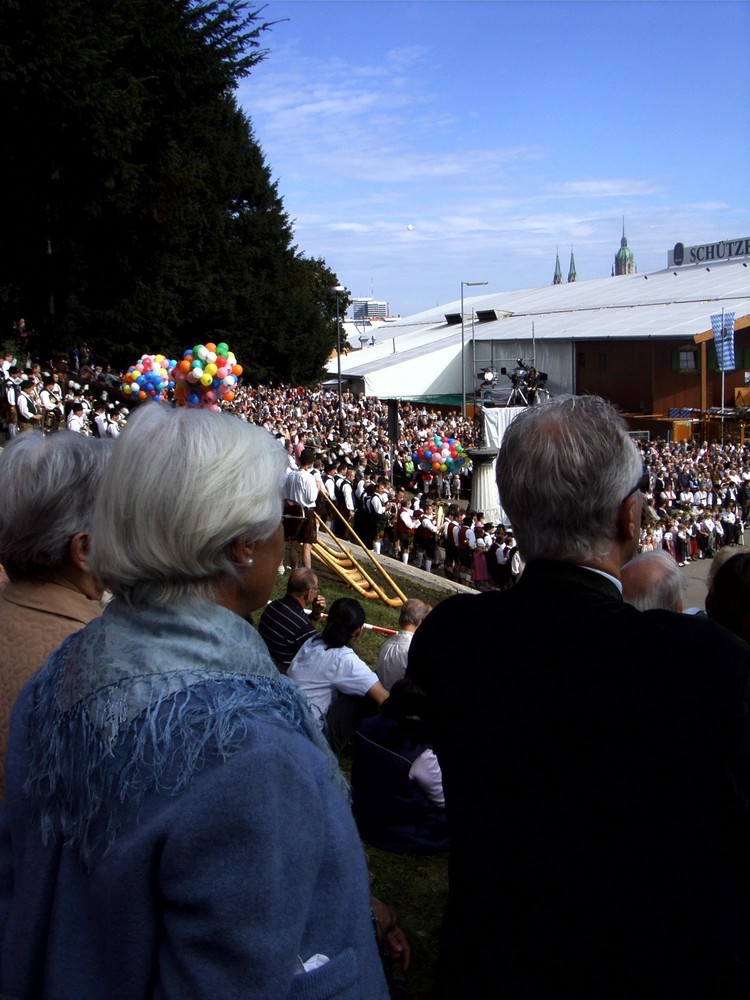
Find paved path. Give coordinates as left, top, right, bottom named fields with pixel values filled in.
left=680, top=553, right=712, bottom=613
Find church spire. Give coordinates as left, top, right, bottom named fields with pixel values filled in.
left=613, top=218, right=636, bottom=275
left=553, top=249, right=563, bottom=285
left=567, top=249, right=577, bottom=283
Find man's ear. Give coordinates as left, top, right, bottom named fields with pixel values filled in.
left=69, top=531, right=91, bottom=573
left=616, top=494, right=641, bottom=545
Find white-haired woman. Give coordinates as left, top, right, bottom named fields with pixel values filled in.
left=0, top=404, right=389, bottom=1000
left=0, top=430, right=111, bottom=799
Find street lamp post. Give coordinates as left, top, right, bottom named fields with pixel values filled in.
left=332, top=285, right=346, bottom=434
left=461, top=280, right=488, bottom=417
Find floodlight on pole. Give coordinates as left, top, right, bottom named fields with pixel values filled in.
left=332, top=285, right=347, bottom=433
left=460, top=280, right=488, bottom=417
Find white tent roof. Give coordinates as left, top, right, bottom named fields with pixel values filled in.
left=330, top=259, right=750, bottom=398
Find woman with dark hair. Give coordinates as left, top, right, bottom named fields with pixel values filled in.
left=351, top=678, right=449, bottom=854
left=0, top=405, right=389, bottom=1000
left=289, top=597, right=388, bottom=754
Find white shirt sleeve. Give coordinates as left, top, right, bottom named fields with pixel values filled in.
left=408, top=749, right=445, bottom=807
left=334, top=648, right=379, bottom=697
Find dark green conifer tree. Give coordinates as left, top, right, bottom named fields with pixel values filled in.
left=0, top=0, right=341, bottom=382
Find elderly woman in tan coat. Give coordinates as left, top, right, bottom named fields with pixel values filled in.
left=0, top=430, right=111, bottom=797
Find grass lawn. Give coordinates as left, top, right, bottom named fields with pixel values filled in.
left=262, top=554, right=454, bottom=1000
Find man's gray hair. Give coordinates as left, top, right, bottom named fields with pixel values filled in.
left=399, top=598, right=432, bottom=629
left=0, top=431, right=112, bottom=581
left=287, top=567, right=318, bottom=596
left=89, top=404, right=287, bottom=609
left=622, top=550, right=685, bottom=612
left=497, top=395, right=642, bottom=564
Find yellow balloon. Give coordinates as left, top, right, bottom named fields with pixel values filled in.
left=205, top=363, right=218, bottom=377
left=200, top=372, right=213, bottom=387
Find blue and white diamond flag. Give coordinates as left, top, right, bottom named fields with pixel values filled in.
left=711, top=312, right=736, bottom=371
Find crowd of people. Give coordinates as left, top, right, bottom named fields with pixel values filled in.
left=7, top=352, right=750, bottom=590
left=639, top=437, right=749, bottom=564
left=7, top=346, right=750, bottom=996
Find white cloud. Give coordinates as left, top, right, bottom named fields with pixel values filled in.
left=544, top=179, right=664, bottom=199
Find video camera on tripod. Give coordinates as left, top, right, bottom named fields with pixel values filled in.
left=478, top=360, right=549, bottom=407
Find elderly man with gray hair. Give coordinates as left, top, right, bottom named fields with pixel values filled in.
left=0, top=431, right=111, bottom=798
left=408, top=394, right=750, bottom=997
left=258, top=567, right=326, bottom=674
left=621, top=549, right=686, bottom=612
left=375, top=598, right=431, bottom=690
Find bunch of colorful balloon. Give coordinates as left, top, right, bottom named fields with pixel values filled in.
left=172, top=342, right=243, bottom=410
left=412, top=435, right=466, bottom=481
left=122, top=354, right=177, bottom=400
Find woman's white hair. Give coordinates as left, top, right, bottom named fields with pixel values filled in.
left=89, top=404, right=287, bottom=609
left=0, top=431, right=112, bottom=581
left=497, top=395, right=642, bottom=564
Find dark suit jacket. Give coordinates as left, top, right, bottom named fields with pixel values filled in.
left=408, top=560, right=750, bottom=997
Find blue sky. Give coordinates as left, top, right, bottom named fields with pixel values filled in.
left=238, top=0, right=750, bottom=316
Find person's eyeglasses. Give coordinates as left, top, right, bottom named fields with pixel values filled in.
left=621, top=470, right=650, bottom=505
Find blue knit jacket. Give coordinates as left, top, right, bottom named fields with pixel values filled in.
left=0, top=600, right=389, bottom=1000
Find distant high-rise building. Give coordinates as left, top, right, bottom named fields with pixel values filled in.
left=352, top=297, right=388, bottom=319
left=613, top=220, right=636, bottom=276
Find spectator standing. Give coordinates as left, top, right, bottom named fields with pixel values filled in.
left=0, top=405, right=389, bottom=1000
left=396, top=497, right=416, bottom=565
left=413, top=501, right=439, bottom=573
left=408, top=395, right=750, bottom=997
left=16, top=379, right=42, bottom=431
left=283, top=447, right=319, bottom=569
left=0, top=432, right=111, bottom=799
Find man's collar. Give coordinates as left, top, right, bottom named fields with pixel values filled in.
left=521, top=560, right=623, bottom=601
left=579, top=565, right=623, bottom=595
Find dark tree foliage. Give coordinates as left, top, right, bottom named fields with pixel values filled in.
left=0, top=0, right=341, bottom=383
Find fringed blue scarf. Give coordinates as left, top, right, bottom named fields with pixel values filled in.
left=24, top=599, right=347, bottom=868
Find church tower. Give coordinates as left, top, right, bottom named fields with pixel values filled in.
left=613, top=219, right=636, bottom=276
left=567, top=250, right=577, bottom=283
left=553, top=250, right=563, bottom=285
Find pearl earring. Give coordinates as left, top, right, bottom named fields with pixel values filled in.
left=246, top=558, right=254, bottom=567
